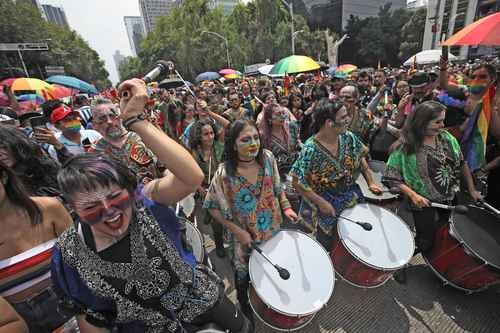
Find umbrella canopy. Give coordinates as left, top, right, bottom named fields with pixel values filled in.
left=224, top=73, right=242, bottom=80
left=16, top=94, right=45, bottom=104
left=159, top=78, right=185, bottom=90
left=269, top=55, right=320, bottom=75
left=335, top=64, right=358, bottom=75
left=11, top=78, right=56, bottom=100
left=443, top=12, right=500, bottom=46
left=0, top=78, right=17, bottom=87
left=258, top=64, right=274, bottom=76
left=219, top=69, right=240, bottom=75
left=403, top=49, right=457, bottom=66
left=51, top=84, right=74, bottom=99
left=195, top=71, right=221, bottom=83
left=46, top=75, right=98, bottom=94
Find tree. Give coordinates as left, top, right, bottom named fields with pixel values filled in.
left=399, top=8, right=427, bottom=62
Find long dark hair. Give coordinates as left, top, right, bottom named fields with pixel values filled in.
left=400, top=101, right=446, bottom=155
left=0, top=124, right=60, bottom=195
left=311, top=98, right=344, bottom=134
left=188, top=118, right=219, bottom=151
left=0, top=162, right=42, bottom=225
left=224, top=120, right=264, bottom=177
left=58, top=153, right=137, bottom=202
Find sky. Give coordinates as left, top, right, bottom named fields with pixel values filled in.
left=41, top=0, right=141, bottom=84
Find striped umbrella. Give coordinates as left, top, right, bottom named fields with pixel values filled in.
left=335, top=64, right=358, bottom=75
left=11, top=78, right=56, bottom=100
left=16, top=94, right=46, bottom=104
left=269, top=55, right=320, bottom=75
left=443, top=12, right=500, bottom=46
left=219, top=68, right=238, bottom=75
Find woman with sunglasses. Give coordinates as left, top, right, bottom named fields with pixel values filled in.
left=204, top=119, right=297, bottom=321
left=0, top=162, right=74, bottom=332
left=290, top=99, right=382, bottom=251
left=51, top=79, right=252, bottom=333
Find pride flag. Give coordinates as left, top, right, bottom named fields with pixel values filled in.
left=461, top=86, right=496, bottom=171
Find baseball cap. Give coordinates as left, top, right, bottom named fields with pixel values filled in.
left=50, top=105, right=79, bottom=123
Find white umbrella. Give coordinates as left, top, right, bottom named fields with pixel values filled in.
left=403, top=49, right=457, bottom=66
left=257, top=64, right=284, bottom=77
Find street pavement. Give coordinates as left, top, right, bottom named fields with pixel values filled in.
left=193, top=207, right=500, bottom=333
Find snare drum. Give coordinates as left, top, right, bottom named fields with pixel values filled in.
left=331, top=203, right=414, bottom=288
left=356, top=160, right=399, bottom=211
left=180, top=217, right=205, bottom=264
left=423, top=205, right=500, bottom=292
left=249, top=230, right=335, bottom=331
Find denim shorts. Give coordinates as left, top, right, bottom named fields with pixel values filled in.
left=11, top=286, right=74, bottom=333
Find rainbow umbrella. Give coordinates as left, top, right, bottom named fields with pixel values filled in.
left=51, top=84, right=74, bottom=99
left=219, top=68, right=238, bottom=75
left=11, top=78, right=56, bottom=100
left=16, top=94, right=46, bottom=104
left=224, top=73, right=242, bottom=80
left=335, top=64, right=358, bottom=75
left=0, top=78, right=17, bottom=87
left=443, top=12, right=500, bottom=46
left=269, top=55, right=320, bottom=75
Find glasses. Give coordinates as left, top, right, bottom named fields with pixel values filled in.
left=339, top=95, right=354, bottom=101
left=93, top=111, right=120, bottom=124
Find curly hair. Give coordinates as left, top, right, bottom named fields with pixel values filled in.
left=188, top=118, right=219, bottom=151
left=0, top=125, right=60, bottom=196
left=311, top=98, right=344, bottom=134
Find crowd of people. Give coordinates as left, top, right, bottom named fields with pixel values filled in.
left=0, top=56, right=499, bottom=333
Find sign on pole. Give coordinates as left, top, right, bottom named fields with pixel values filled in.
left=0, top=43, right=49, bottom=51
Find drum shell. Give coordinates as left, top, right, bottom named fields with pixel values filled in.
left=331, top=227, right=396, bottom=288
left=423, top=225, right=500, bottom=292
left=248, top=286, right=314, bottom=331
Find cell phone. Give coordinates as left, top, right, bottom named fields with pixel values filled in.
left=30, top=116, right=47, bottom=129
left=442, top=45, right=449, bottom=62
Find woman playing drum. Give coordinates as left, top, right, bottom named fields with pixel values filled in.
left=290, top=99, right=382, bottom=251
left=383, top=101, right=482, bottom=259
left=204, top=119, right=297, bottom=321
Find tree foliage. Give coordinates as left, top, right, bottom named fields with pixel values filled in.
left=0, top=0, right=111, bottom=89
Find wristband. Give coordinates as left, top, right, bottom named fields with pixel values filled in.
left=280, top=198, right=292, bottom=210
left=123, top=114, right=147, bottom=131
left=284, top=207, right=294, bottom=215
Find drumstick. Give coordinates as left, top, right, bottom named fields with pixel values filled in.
left=338, top=216, right=373, bottom=231
left=251, top=243, right=290, bottom=280
left=430, top=202, right=468, bottom=214
left=478, top=200, right=500, bottom=216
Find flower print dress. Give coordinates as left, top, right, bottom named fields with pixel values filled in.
left=203, top=150, right=284, bottom=274
left=289, top=131, right=368, bottom=236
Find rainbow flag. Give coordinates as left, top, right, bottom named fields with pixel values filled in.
left=460, top=86, right=496, bottom=171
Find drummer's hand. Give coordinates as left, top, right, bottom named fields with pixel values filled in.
left=118, top=78, right=148, bottom=119
left=368, top=183, right=383, bottom=196
left=469, top=189, right=483, bottom=202
left=410, top=193, right=431, bottom=208
left=318, top=200, right=336, bottom=216
left=284, top=208, right=298, bottom=224
left=234, top=228, right=253, bottom=248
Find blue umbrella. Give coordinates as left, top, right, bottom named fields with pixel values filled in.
left=46, top=75, right=98, bottom=94
left=16, top=94, right=46, bottom=104
left=195, top=72, right=221, bottom=83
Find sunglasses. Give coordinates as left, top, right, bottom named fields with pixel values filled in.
left=77, top=191, right=131, bottom=225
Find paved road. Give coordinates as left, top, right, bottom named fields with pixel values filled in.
left=192, top=208, right=500, bottom=333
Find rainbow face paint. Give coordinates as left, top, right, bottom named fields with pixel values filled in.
left=63, top=119, right=82, bottom=133
left=468, top=79, right=488, bottom=95
left=237, top=139, right=260, bottom=159
left=74, top=190, right=131, bottom=225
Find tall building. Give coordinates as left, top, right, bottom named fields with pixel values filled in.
left=139, top=0, right=181, bottom=33
left=306, top=0, right=407, bottom=32
left=124, top=16, right=146, bottom=56
left=469, top=0, right=500, bottom=57
left=407, top=0, right=429, bottom=10
left=422, top=0, right=480, bottom=59
left=209, top=0, right=238, bottom=14
left=30, top=0, right=47, bottom=19
left=113, top=50, right=126, bottom=76
left=42, top=4, right=69, bottom=28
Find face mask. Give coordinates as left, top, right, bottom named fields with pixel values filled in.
left=238, top=139, right=260, bottom=158
left=63, top=119, right=81, bottom=133
left=468, top=80, right=488, bottom=95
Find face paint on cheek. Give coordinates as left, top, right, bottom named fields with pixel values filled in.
left=64, top=120, right=82, bottom=132
left=238, top=139, right=260, bottom=158
left=468, top=79, right=488, bottom=95
left=77, top=192, right=132, bottom=225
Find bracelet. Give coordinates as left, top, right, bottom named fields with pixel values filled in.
left=284, top=207, right=294, bottom=215
left=280, top=199, right=292, bottom=210
left=123, top=114, right=147, bottom=131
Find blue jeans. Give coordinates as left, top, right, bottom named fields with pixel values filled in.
left=11, top=286, right=73, bottom=333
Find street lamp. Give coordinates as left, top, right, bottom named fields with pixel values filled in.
left=279, top=0, right=295, bottom=55
left=201, top=30, right=231, bottom=68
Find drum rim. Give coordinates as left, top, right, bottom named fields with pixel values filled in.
left=249, top=229, right=335, bottom=317
left=356, top=160, right=399, bottom=201
left=338, top=203, right=415, bottom=270
left=450, top=208, right=500, bottom=270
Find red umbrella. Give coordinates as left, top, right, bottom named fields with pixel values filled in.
left=51, top=84, right=74, bottom=99
left=443, top=12, right=500, bottom=46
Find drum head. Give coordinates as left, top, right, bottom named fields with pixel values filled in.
left=338, top=204, right=414, bottom=269
left=452, top=206, right=500, bottom=269
left=182, top=218, right=204, bottom=263
left=249, top=230, right=334, bottom=316
left=356, top=160, right=398, bottom=201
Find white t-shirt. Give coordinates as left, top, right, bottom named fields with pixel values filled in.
left=48, top=129, right=102, bottom=162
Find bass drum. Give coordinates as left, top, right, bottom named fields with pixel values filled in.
left=331, top=203, right=414, bottom=288
left=249, top=230, right=335, bottom=331
left=423, top=205, right=500, bottom=292
left=179, top=217, right=205, bottom=264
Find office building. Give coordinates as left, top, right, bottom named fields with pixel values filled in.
left=209, top=0, right=238, bottom=14
left=422, top=0, right=480, bottom=59
left=124, top=16, right=146, bottom=56
left=42, top=4, right=70, bottom=28
left=306, top=0, right=407, bottom=32
left=29, top=0, right=47, bottom=19
left=407, top=0, right=429, bottom=10
left=113, top=50, right=126, bottom=76
left=139, top=0, right=181, bottom=33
